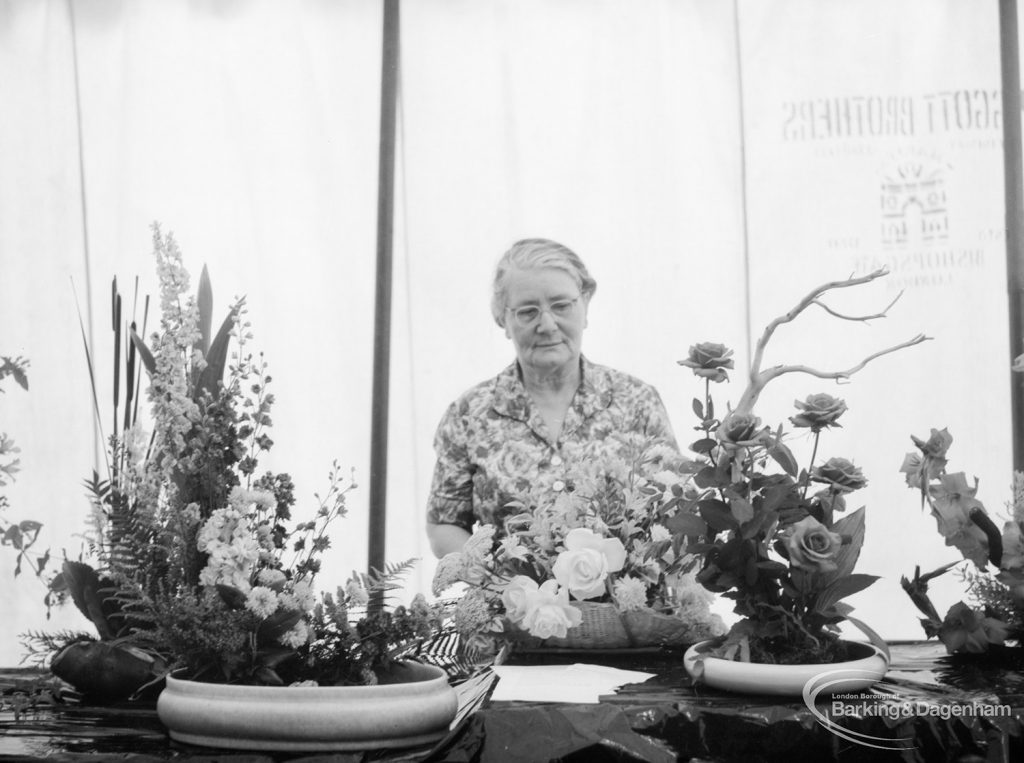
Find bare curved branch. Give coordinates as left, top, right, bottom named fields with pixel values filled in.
left=810, top=289, right=905, bottom=323
left=735, top=334, right=932, bottom=412
left=732, top=268, right=928, bottom=416
left=749, top=268, right=890, bottom=378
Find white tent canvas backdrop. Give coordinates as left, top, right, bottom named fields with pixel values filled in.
left=0, top=0, right=1014, bottom=666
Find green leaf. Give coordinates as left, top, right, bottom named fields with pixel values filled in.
left=130, top=329, right=156, bottom=377
left=699, top=499, right=739, bottom=531
left=730, top=497, right=754, bottom=524
left=61, top=561, right=115, bottom=640
left=196, top=264, right=214, bottom=357
left=197, top=302, right=241, bottom=397
left=819, top=507, right=866, bottom=586
left=741, top=508, right=776, bottom=540
left=253, top=666, right=284, bottom=686
left=258, top=647, right=297, bottom=669
left=814, top=573, right=880, bottom=613
left=2, top=525, right=23, bottom=549
left=48, top=571, right=67, bottom=593
left=257, top=609, right=303, bottom=643
left=695, top=465, right=726, bottom=489
left=18, top=519, right=42, bottom=535
left=215, top=584, right=248, bottom=610
left=768, top=441, right=800, bottom=477
left=755, top=560, right=789, bottom=576
left=10, top=365, right=28, bottom=390
left=664, top=511, right=707, bottom=538
left=692, top=397, right=704, bottom=419
left=689, top=438, right=717, bottom=455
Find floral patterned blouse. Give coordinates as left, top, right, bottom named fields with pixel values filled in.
left=426, top=357, right=679, bottom=533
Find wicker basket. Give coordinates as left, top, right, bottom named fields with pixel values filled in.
left=532, top=602, right=704, bottom=649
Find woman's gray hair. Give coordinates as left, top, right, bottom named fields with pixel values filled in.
left=490, top=238, right=597, bottom=326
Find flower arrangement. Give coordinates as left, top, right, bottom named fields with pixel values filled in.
left=22, top=225, right=444, bottom=693
left=899, top=427, right=1023, bottom=653
left=676, top=269, right=927, bottom=664
left=1, top=356, right=46, bottom=582
left=432, top=433, right=725, bottom=655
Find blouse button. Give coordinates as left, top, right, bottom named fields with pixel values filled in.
left=552, top=480, right=566, bottom=492
left=551, top=454, right=563, bottom=466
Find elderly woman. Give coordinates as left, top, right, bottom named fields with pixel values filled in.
left=425, top=238, right=679, bottom=557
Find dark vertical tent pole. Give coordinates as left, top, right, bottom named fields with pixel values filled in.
left=1001, top=0, right=1024, bottom=470
left=369, top=0, right=400, bottom=576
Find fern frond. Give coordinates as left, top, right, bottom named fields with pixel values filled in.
left=357, top=558, right=417, bottom=594
left=18, top=629, right=95, bottom=667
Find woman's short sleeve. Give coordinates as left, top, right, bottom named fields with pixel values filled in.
left=426, top=402, right=476, bottom=531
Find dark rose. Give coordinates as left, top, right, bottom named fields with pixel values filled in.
left=678, top=342, right=734, bottom=383
left=715, top=412, right=770, bottom=449
left=789, top=393, right=847, bottom=432
left=783, top=516, right=843, bottom=572
left=811, top=457, right=867, bottom=493
left=938, top=601, right=1008, bottom=653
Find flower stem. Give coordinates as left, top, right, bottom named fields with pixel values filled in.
left=801, top=431, right=821, bottom=501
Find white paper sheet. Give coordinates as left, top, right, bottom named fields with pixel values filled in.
left=490, top=663, right=655, bottom=704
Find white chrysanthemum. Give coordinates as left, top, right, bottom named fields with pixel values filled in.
left=612, top=576, right=649, bottom=611
left=246, top=586, right=279, bottom=618
left=258, top=568, right=287, bottom=588
left=252, top=489, right=278, bottom=511
left=289, top=580, right=317, bottom=612
left=256, top=523, right=275, bottom=549
left=278, top=620, right=310, bottom=649
left=649, top=524, right=671, bottom=542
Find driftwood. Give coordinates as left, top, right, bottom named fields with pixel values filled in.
left=731, top=268, right=930, bottom=417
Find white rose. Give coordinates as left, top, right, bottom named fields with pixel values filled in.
left=520, top=581, right=583, bottom=639
left=552, top=527, right=627, bottom=600
left=500, top=575, right=539, bottom=624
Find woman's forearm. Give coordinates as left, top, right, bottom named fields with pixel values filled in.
left=426, top=523, right=472, bottom=557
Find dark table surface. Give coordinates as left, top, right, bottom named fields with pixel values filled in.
left=2, top=641, right=1022, bottom=762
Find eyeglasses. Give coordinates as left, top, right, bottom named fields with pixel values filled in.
left=505, top=297, right=580, bottom=328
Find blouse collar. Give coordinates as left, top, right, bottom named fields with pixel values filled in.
left=490, top=356, right=614, bottom=426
